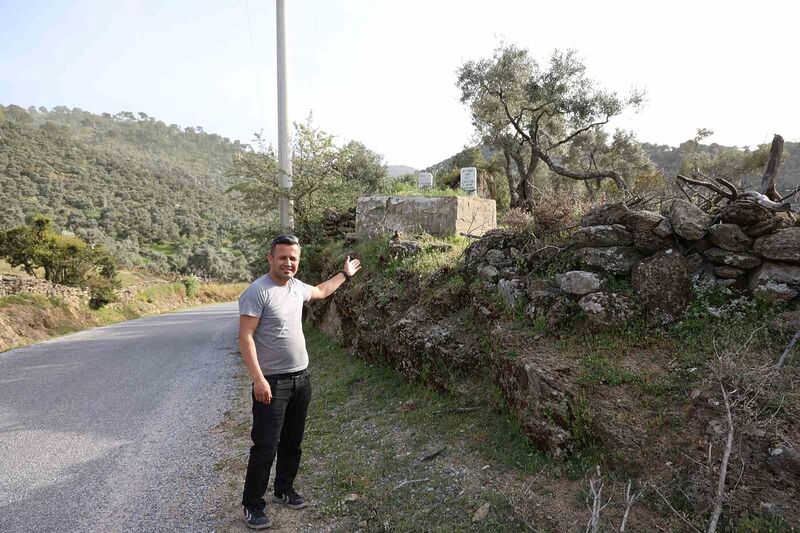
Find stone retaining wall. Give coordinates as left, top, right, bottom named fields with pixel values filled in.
left=0, top=275, right=88, bottom=306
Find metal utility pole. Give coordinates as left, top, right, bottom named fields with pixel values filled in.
left=276, top=0, right=293, bottom=230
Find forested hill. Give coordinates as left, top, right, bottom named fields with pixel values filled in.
left=0, top=104, right=254, bottom=279
left=427, top=139, right=800, bottom=194
left=641, top=140, right=800, bottom=192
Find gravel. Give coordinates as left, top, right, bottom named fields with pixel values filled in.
left=0, top=303, right=241, bottom=532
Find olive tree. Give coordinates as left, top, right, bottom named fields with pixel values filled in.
left=457, top=45, right=644, bottom=207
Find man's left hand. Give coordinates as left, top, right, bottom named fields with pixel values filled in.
left=343, top=255, right=361, bottom=278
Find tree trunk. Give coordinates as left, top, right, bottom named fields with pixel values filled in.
left=761, top=134, right=784, bottom=202
left=502, top=148, right=521, bottom=208
left=510, top=150, right=535, bottom=208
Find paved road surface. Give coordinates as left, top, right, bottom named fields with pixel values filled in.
left=0, top=303, right=241, bottom=532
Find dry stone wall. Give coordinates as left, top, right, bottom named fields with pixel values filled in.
left=466, top=199, right=800, bottom=331
left=0, top=275, right=88, bottom=306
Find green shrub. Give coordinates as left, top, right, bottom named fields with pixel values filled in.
left=86, top=275, right=119, bottom=309
left=183, top=275, right=200, bottom=298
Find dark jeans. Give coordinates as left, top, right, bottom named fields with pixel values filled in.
left=242, top=370, right=312, bottom=509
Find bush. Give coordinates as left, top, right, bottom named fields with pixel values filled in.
left=499, top=207, right=534, bottom=231
left=86, top=276, right=118, bottom=309
left=183, top=275, right=200, bottom=298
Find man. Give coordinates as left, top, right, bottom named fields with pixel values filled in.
left=238, top=234, right=361, bottom=529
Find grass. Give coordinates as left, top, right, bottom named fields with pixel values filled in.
left=384, top=181, right=467, bottom=197
left=0, top=293, right=53, bottom=308
left=304, top=234, right=470, bottom=287
left=293, top=327, right=550, bottom=530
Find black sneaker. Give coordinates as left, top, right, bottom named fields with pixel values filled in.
left=243, top=505, right=272, bottom=529
left=272, top=488, right=307, bottom=509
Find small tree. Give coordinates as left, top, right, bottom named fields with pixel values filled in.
left=0, top=215, right=117, bottom=287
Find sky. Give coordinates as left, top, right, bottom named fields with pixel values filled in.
left=1, top=0, right=798, bottom=169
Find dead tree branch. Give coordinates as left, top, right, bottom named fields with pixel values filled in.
left=677, top=175, right=735, bottom=200
left=714, top=177, right=740, bottom=200
left=651, top=484, right=702, bottom=533
left=619, top=480, right=642, bottom=532
left=779, top=186, right=800, bottom=203
left=585, top=466, right=611, bottom=533
left=775, top=329, right=800, bottom=369
left=706, top=382, right=734, bottom=533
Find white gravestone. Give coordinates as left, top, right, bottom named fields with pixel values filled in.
left=418, top=172, right=433, bottom=189
left=460, top=167, right=477, bottom=194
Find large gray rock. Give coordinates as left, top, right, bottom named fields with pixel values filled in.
left=703, top=247, right=762, bottom=269
left=670, top=200, right=712, bottom=240
left=631, top=249, right=693, bottom=325
left=525, top=279, right=561, bottom=317
left=575, top=246, right=643, bottom=274
left=652, top=217, right=674, bottom=238
left=714, top=265, right=746, bottom=279
left=580, top=203, right=628, bottom=227
left=486, top=249, right=510, bottom=266
left=572, top=224, right=633, bottom=248
left=477, top=265, right=499, bottom=282
left=719, top=199, right=772, bottom=227
left=744, top=216, right=784, bottom=237
left=578, top=292, right=639, bottom=330
left=749, top=262, right=800, bottom=302
left=621, top=210, right=664, bottom=233
left=557, top=271, right=604, bottom=296
left=498, top=278, right=526, bottom=309
left=708, top=223, right=754, bottom=252
left=754, top=228, right=800, bottom=264
left=633, top=231, right=671, bottom=254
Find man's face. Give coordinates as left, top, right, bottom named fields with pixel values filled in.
left=267, top=243, right=301, bottom=282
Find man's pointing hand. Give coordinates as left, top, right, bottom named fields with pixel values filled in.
left=343, top=255, right=361, bottom=278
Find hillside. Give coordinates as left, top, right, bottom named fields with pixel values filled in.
left=0, top=104, right=254, bottom=279
left=426, top=139, right=800, bottom=194
left=387, top=164, right=417, bottom=178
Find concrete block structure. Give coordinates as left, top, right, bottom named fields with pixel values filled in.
left=356, top=196, right=496, bottom=237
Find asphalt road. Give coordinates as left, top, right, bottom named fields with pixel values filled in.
left=0, top=302, right=241, bottom=532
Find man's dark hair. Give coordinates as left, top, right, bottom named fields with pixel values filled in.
left=269, top=234, right=300, bottom=255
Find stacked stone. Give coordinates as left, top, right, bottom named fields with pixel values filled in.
left=475, top=198, right=799, bottom=331
left=322, top=207, right=356, bottom=239
left=0, top=274, right=88, bottom=305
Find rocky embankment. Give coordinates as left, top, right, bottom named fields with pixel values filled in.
left=310, top=198, right=800, bottom=525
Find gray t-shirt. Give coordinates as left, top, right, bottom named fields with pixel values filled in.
left=239, top=275, right=314, bottom=375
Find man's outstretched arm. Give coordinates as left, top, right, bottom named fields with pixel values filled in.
left=309, top=255, right=361, bottom=301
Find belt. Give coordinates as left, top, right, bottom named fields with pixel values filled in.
left=265, top=368, right=308, bottom=380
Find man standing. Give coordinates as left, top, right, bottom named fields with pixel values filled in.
left=238, top=234, right=361, bottom=529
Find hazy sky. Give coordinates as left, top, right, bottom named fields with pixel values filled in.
left=1, top=0, right=798, bottom=168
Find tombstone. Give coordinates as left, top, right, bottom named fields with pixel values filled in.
left=460, top=167, right=477, bottom=196
left=418, top=172, right=433, bottom=189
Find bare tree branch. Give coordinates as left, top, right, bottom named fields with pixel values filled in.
left=775, top=329, right=800, bottom=369
left=619, top=480, right=642, bottom=532
left=706, top=382, right=735, bottom=533
left=548, top=117, right=611, bottom=151
left=677, top=175, right=734, bottom=200
left=651, top=484, right=702, bottom=533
